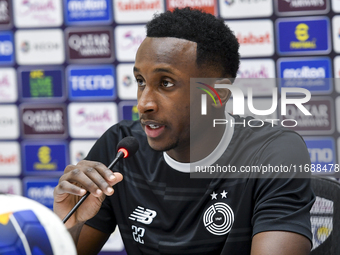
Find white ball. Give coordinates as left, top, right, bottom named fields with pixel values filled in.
left=0, top=194, right=76, bottom=255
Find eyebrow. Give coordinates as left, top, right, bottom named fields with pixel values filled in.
left=133, top=66, right=176, bottom=75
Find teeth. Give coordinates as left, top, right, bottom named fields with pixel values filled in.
left=149, top=124, right=160, bottom=129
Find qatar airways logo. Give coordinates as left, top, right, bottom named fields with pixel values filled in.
left=198, top=83, right=312, bottom=127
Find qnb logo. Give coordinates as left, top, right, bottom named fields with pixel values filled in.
left=129, top=206, right=157, bottom=225
left=197, top=82, right=222, bottom=115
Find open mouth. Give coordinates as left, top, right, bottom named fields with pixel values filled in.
left=148, top=124, right=160, bottom=129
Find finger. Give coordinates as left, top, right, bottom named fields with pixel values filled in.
left=65, top=168, right=107, bottom=197
left=54, top=180, right=87, bottom=198
left=75, top=166, right=116, bottom=196
left=77, top=160, right=117, bottom=183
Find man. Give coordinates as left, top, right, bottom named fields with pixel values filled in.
left=54, top=8, right=315, bottom=255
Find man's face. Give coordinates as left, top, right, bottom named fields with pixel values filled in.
left=134, top=37, right=200, bottom=153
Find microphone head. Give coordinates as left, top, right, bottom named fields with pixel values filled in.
left=116, top=136, right=139, bottom=158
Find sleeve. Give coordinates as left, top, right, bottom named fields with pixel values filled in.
left=251, top=131, right=316, bottom=244
left=82, top=125, right=120, bottom=234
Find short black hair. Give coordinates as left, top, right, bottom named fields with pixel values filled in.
left=146, top=8, right=240, bottom=78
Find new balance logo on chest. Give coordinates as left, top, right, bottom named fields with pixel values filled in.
left=129, top=206, right=157, bottom=225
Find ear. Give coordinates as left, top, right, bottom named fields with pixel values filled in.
left=213, top=78, right=232, bottom=107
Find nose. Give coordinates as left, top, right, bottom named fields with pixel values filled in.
left=137, top=86, right=159, bottom=114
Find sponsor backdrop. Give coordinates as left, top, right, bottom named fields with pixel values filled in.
left=0, top=0, right=340, bottom=253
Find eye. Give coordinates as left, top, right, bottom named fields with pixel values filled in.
left=161, top=80, right=174, bottom=88
left=136, top=78, right=146, bottom=87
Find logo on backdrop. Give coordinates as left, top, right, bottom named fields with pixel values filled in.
left=0, top=68, right=17, bottom=102
left=219, top=0, right=272, bottom=19
left=276, top=0, right=328, bottom=15
left=0, top=142, right=20, bottom=176
left=0, top=0, right=11, bottom=26
left=67, top=65, right=116, bottom=100
left=13, top=0, right=63, bottom=27
left=23, top=142, right=67, bottom=174
left=0, top=105, right=19, bottom=139
left=15, top=29, right=64, bottom=65
left=304, top=137, right=335, bottom=171
left=20, top=68, right=64, bottom=100
left=281, top=97, right=334, bottom=135
left=21, top=105, right=67, bottom=138
left=228, top=20, right=274, bottom=57
left=278, top=57, right=332, bottom=94
left=0, top=178, right=21, bottom=195
left=114, top=0, right=164, bottom=23
left=0, top=31, right=14, bottom=64
left=115, top=25, right=145, bottom=62
left=65, top=0, right=112, bottom=24
left=119, top=102, right=139, bottom=121
left=68, top=102, right=118, bottom=138
left=277, top=17, right=330, bottom=55
left=24, top=179, right=59, bottom=209
left=167, top=0, right=217, bottom=15
left=66, top=27, right=114, bottom=63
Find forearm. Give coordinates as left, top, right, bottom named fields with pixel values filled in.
left=68, top=222, right=85, bottom=246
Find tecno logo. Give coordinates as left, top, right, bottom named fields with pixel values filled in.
left=70, top=75, right=114, bottom=90
left=308, top=148, right=333, bottom=163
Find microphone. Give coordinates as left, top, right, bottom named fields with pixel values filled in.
left=62, top=136, right=139, bottom=224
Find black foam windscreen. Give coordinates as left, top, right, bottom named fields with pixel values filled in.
left=116, top=136, right=139, bottom=158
